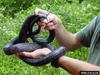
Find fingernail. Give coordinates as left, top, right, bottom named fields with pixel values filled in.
left=43, top=19, right=48, bottom=23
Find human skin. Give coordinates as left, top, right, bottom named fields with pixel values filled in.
left=17, top=8, right=100, bottom=75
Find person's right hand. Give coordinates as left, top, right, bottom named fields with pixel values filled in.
left=34, top=8, right=63, bottom=30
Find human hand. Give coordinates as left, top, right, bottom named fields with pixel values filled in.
left=17, top=48, right=51, bottom=58
left=34, top=8, right=63, bottom=30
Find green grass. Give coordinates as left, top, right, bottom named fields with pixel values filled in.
left=0, top=0, right=100, bottom=75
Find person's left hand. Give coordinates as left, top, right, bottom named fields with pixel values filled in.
left=16, top=48, right=51, bottom=58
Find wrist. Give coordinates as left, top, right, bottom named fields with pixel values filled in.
left=55, top=23, right=64, bottom=32
left=55, top=23, right=65, bottom=38
left=58, top=56, right=66, bottom=65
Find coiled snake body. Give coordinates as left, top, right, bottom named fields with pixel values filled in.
left=4, top=14, right=65, bottom=67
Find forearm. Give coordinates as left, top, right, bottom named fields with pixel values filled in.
left=55, top=24, right=81, bottom=50
left=58, top=56, right=100, bottom=75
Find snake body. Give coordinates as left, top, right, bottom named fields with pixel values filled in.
left=4, top=14, right=65, bottom=67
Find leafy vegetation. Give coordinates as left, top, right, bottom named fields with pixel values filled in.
left=0, top=0, right=100, bottom=75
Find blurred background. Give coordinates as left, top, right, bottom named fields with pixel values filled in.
left=0, top=0, right=100, bottom=75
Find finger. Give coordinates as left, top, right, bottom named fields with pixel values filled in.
left=47, top=13, right=55, bottom=22
left=45, top=22, right=56, bottom=30
left=37, top=21, right=46, bottom=27
left=48, top=26, right=56, bottom=30
left=16, top=53, right=22, bottom=58
left=17, top=52, right=33, bottom=58
left=37, top=21, right=42, bottom=26
left=46, top=22, right=54, bottom=27
left=42, top=19, right=48, bottom=24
